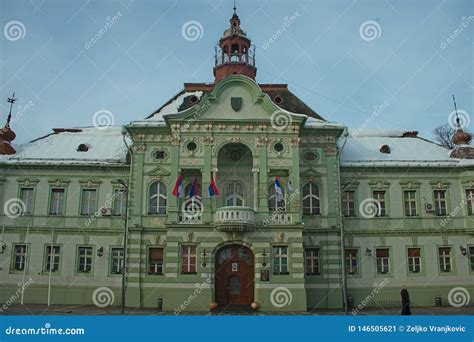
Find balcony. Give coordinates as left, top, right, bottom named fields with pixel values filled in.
left=267, top=212, right=292, bottom=225
left=214, top=206, right=255, bottom=231
left=178, top=212, right=202, bottom=224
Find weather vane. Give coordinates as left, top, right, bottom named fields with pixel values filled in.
left=452, top=94, right=460, bottom=127
left=7, top=91, right=16, bottom=123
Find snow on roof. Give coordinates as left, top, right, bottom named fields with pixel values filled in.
left=305, top=117, right=344, bottom=128
left=341, top=130, right=474, bottom=167
left=0, top=126, right=128, bottom=166
left=147, top=91, right=204, bottom=122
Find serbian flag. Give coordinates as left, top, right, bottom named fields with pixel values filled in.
left=188, top=176, right=199, bottom=198
left=275, top=177, right=284, bottom=202
left=172, top=174, right=183, bottom=197
left=208, top=173, right=219, bottom=197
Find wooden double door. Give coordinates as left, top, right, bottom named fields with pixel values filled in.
left=215, top=244, right=254, bottom=307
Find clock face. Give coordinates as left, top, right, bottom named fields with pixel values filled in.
left=229, top=149, right=242, bottom=162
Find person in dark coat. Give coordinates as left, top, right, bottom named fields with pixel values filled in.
left=400, top=285, right=412, bottom=315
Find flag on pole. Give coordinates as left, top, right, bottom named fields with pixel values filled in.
left=287, top=179, right=293, bottom=194
left=189, top=176, right=199, bottom=198
left=172, top=174, right=183, bottom=198
left=275, top=177, right=284, bottom=202
left=208, top=173, right=219, bottom=197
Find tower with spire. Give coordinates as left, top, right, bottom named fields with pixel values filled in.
left=450, top=95, right=473, bottom=159
left=0, top=92, right=17, bottom=155
left=213, top=2, right=256, bottom=82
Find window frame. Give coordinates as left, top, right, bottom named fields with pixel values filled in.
left=80, top=188, right=98, bottom=216
left=403, top=190, right=418, bottom=217
left=344, top=248, right=359, bottom=275
left=18, top=187, right=35, bottom=215
left=48, top=188, right=66, bottom=216
left=302, top=182, right=321, bottom=216
left=466, top=189, right=474, bottom=216
left=372, top=190, right=387, bottom=217
left=225, top=181, right=245, bottom=207
left=406, top=247, right=423, bottom=275
left=148, top=181, right=167, bottom=215
left=148, top=247, right=164, bottom=275
left=110, top=247, right=124, bottom=275
left=438, top=246, right=454, bottom=274
left=268, top=183, right=286, bottom=212
left=44, top=245, right=61, bottom=273
left=76, top=246, right=94, bottom=274
left=11, top=243, right=28, bottom=272
left=433, top=190, right=447, bottom=216
left=272, top=245, right=289, bottom=275
left=375, top=248, right=391, bottom=274
left=304, top=248, right=320, bottom=275
left=341, top=191, right=356, bottom=217
left=113, top=188, right=127, bottom=216
left=181, top=245, right=197, bottom=274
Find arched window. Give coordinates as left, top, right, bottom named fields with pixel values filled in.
left=149, top=181, right=167, bottom=215
left=226, top=182, right=244, bottom=206
left=268, top=184, right=285, bottom=212
left=302, top=183, right=320, bottom=215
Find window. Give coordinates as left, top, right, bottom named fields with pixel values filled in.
left=149, top=248, right=163, bottom=275
left=407, top=248, right=421, bottom=273
left=181, top=245, right=197, bottom=274
left=341, top=191, right=355, bottom=217
left=305, top=248, right=320, bottom=275
left=268, top=184, right=285, bottom=212
left=403, top=191, right=417, bottom=216
left=45, top=245, right=61, bottom=272
left=149, top=181, right=167, bottom=215
left=466, top=189, right=474, bottom=215
left=49, top=189, right=65, bottom=215
left=226, top=182, right=244, bottom=206
left=469, top=246, right=474, bottom=272
left=113, top=189, right=127, bottom=216
left=111, top=248, right=124, bottom=274
left=152, top=150, right=165, bottom=160
left=376, top=248, right=390, bottom=274
left=19, top=188, right=34, bottom=215
left=434, top=190, right=447, bottom=216
left=81, top=189, right=97, bottom=215
left=302, top=183, right=320, bottom=215
left=345, top=249, right=358, bottom=274
left=372, top=191, right=386, bottom=217
left=77, top=247, right=92, bottom=273
left=273, top=246, right=288, bottom=274
left=438, top=247, right=452, bottom=273
left=13, top=244, right=27, bottom=271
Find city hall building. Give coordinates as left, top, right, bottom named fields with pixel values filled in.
left=0, top=7, right=473, bottom=313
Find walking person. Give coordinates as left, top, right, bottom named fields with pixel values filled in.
left=400, top=285, right=412, bottom=315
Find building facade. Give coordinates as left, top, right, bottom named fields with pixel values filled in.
left=0, top=8, right=473, bottom=313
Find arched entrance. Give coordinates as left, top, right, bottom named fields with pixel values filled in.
left=215, top=244, right=254, bottom=307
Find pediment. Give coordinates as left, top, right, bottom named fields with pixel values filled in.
left=148, top=166, right=170, bottom=176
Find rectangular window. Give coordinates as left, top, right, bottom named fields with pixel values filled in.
left=49, top=188, right=65, bottom=215
left=341, top=191, right=356, bottom=217
left=469, top=246, right=474, bottom=272
left=305, top=248, right=320, bottom=275
left=111, top=248, right=124, bottom=274
left=345, top=249, right=358, bottom=274
left=434, top=190, right=447, bottom=216
left=45, top=245, right=61, bottom=272
left=273, top=246, right=289, bottom=274
left=403, top=191, right=417, bottom=216
left=373, top=191, right=386, bottom=217
left=19, top=188, right=34, bottom=215
left=149, top=248, right=164, bottom=275
left=181, top=245, right=197, bottom=273
left=81, top=189, right=97, bottom=215
left=376, top=248, right=390, bottom=274
left=113, top=189, right=127, bottom=216
left=466, top=189, right=474, bottom=216
left=438, top=247, right=452, bottom=273
left=13, top=244, right=27, bottom=271
left=407, top=248, right=421, bottom=273
left=77, top=247, right=92, bottom=273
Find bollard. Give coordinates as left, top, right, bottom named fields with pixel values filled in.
left=157, top=298, right=163, bottom=311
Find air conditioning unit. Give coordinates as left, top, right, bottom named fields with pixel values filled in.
left=425, top=203, right=434, bottom=212
left=100, top=207, right=112, bottom=216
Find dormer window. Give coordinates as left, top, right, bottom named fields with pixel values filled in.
left=379, top=145, right=391, bottom=154
left=77, top=144, right=89, bottom=152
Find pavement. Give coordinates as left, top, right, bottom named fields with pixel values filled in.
left=1, top=304, right=474, bottom=316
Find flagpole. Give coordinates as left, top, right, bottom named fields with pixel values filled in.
left=47, top=228, right=54, bottom=306
left=20, top=226, right=29, bottom=305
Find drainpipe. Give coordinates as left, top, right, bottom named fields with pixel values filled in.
left=336, top=129, right=349, bottom=315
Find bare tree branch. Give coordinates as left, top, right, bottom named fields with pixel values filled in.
left=432, top=124, right=455, bottom=149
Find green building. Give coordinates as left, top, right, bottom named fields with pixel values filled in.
left=0, top=8, right=473, bottom=313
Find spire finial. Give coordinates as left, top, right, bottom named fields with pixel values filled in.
left=233, top=0, right=236, bottom=14
left=452, top=94, right=460, bottom=127
left=6, top=91, right=16, bottom=124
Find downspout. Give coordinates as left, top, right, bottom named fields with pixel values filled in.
left=336, top=128, right=349, bottom=315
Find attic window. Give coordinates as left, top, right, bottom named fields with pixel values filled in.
left=189, top=95, right=199, bottom=104
left=77, top=144, right=89, bottom=152
left=153, top=150, right=165, bottom=160
left=273, top=95, right=283, bottom=104
left=379, top=145, right=391, bottom=154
